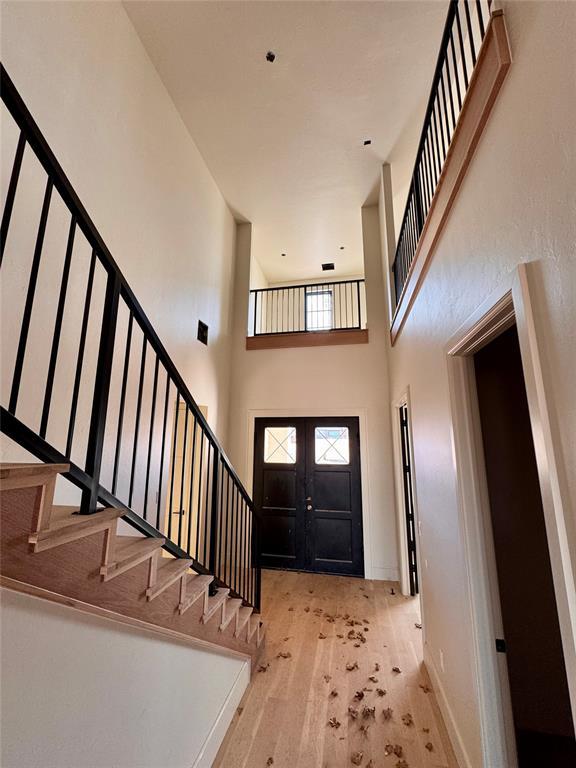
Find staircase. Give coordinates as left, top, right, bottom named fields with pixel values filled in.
left=0, top=463, right=265, bottom=658
left=0, top=65, right=264, bottom=664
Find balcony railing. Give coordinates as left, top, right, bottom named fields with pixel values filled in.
left=0, top=65, right=260, bottom=610
left=391, top=0, right=492, bottom=310
left=249, top=279, right=366, bottom=336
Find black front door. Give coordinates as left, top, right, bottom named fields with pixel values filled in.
left=253, top=417, right=364, bottom=576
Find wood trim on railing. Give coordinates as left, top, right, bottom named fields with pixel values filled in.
left=246, top=328, right=369, bottom=351
left=390, top=11, right=511, bottom=346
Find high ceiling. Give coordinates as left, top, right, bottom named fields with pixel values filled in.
left=124, top=0, right=447, bottom=283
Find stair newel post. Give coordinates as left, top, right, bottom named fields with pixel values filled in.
left=208, top=442, right=221, bottom=596
left=81, top=269, right=120, bottom=515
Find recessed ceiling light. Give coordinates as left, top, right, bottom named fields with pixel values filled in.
left=281, top=252, right=286, bottom=257
left=266, top=51, right=276, bottom=63
left=339, top=246, right=345, bottom=250
left=363, top=139, right=372, bottom=146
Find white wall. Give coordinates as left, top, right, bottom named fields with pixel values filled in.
left=228, top=214, right=399, bottom=581
left=380, top=2, right=576, bottom=765
left=0, top=1, right=236, bottom=496
left=0, top=588, right=249, bottom=768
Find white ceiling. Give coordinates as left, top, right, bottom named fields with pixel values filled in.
left=124, top=0, right=447, bottom=283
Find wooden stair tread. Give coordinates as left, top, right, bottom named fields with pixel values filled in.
left=220, top=598, right=243, bottom=631
left=29, top=506, right=125, bottom=553
left=101, top=536, right=165, bottom=582
left=178, top=574, right=213, bottom=615
left=202, top=588, right=229, bottom=624
left=146, top=557, right=193, bottom=600
left=0, top=462, right=69, bottom=480
left=235, top=606, right=253, bottom=638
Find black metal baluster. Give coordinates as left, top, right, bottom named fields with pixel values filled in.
left=439, top=67, right=451, bottom=146
left=203, top=440, right=212, bottom=566
left=0, top=131, right=26, bottom=267
left=156, top=372, right=170, bottom=530
left=464, top=0, right=477, bottom=65
left=187, top=416, right=198, bottom=556
left=195, top=431, right=205, bottom=561
left=167, top=392, right=180, bottom=540
left=66, top=249, right=96, bottom=457
left=476, top=0, right=485, bottom=38
left=208, top=443, right=220, bottom=577
left=224, top=472, right=231, bottom=585
left=9, top=177, right=53, bottom=414
left=217, top=455, right=225, bottom=577
left=142, top=355, right=159, bottom=521
left=128, top=335, right=147, bottom=508
left=112, top=312, right=133, bottom=495
left=450, top=28, right=463, bottom=112
left=445, top=58, right=457, bottom=132
left=178, top=405, right=189, bottom=548
left=455, top=2, right=470, bottom=89
left=40, top=216, right=75, bottom=438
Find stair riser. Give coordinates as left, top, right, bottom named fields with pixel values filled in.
left=30, top=519, right=116, bottom=554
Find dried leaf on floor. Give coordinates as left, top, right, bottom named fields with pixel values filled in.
left=337, top=634, right=344, bottom=638
left=415, top=622, right=422, bottom=629
left=425, top=742, right=434, bottom=752
left=363, top=627, right=369, bottom=632
left=277, top=651, right=292, bottom=659
left=401, top=713, right=414, bottom=727
left=329, top=689, right=339, bottom=698
left=373, top=662, right=379, bottom=671
left=364, top=619, right=370, bottom=624
left=351, top=751, right=364, bottom=765
left=304, top=607, right=310, bottom=613
left=348, top=706, right=359, bottom=720
left=376, top=688, right=387, bottom=697
left=395, top=760, right=409, bottom=768
left=257, top=663, right=270, bottom=673
left=363, top=594, right=369, bottom=599
left=288, top=607, right=294, bottom=612
left=384, top=744, right=394, bottom=756
left=368, top=675, right=378, bottom=683
left=359, top=724, right=370, bottom=738
left=393, top=745, right=403, bottom=758
left=346, top=661, right=359, bottom=671
left=266, top=758, right=274, bottom=766
left=319, top=633, right=327, bottom=639
left=366, top=761, right=374, bottom=768
left=354, top=642, right=361, bottom=648
left=328, top=717, right=341, bottom=729
left=326, top=616, right=335, bottom=623
left=362, top=706, right=375, bottom=719
left=354, top=690, right=365, bottom=701
left=237, top=707, right=244, bottom=716
left=392, top=666, right=402, bottom=674
left=283, top=636, right=292, bottom=642
left=419, top=684, right=431, bottom=693
left=382, top=707, right=394, bottom=721
left=422, top=727, right=430, bottom=734
left=323, top=674, right=332, bottom=683
left=309, top=589, right=314, bottom=594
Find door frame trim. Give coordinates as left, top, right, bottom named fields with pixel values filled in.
left=245, top=408, right=377, bottom=580
left=445, top=262, right=576, bottom=767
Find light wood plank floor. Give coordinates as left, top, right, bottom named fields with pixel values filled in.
left=214, top=570, right=459, bottom=768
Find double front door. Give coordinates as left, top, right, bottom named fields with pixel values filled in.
left=253, top=417, right=364, bottom=576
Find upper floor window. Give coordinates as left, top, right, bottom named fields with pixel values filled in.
left=305, top=288, right=333, bottom=331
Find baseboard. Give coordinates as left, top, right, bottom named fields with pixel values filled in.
left=370, top=566, right=399, bottom=582
left=424, top=647, right=472, bottom=768
left=192, top=659, right=251, bottom=768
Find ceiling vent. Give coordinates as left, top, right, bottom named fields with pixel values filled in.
left=321, top=263, right=335, bottom=271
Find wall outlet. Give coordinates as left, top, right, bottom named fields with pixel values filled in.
left=439, top=648, right=445, bottom=673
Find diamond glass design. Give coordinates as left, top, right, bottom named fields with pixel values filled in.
left=315, top=427, right=350, bottom=465
left=264, top=426, right=297, bottom=464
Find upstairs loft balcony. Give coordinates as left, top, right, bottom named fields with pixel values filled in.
left=246, top=278, right=368, bottom=350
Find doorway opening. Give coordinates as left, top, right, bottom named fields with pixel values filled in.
left=473, top=324, right=575, bottom=766
left=253, top=416, right=364, bottom=576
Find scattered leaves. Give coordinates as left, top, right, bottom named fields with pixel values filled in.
left=359, top=724, right=370, bottom=738
left=318, top=633, right=327, bottom=639
left=392, top=666, right=402, bottom=674
left=376, top=688, right=387, bottom=697
left=393, top=745, right=404, bottom=758
left=354, top=690, right=365, bottom=701
left=351, top=751, right=364, bottom=765
left=304, top=607, right=310, bottom=613
left=276, top=651, right=292, bottom=659
left=337, top=633, right=344, bottom=639
left=346, top=661, right=359, bottom=671
left=283, top=636, right=292, bottom=642
left=257, top=663, right=270, bottom=673
left=348, top=707, right=359, bottom=720
left=368, top=675, right=378, bottom=683
left=362, top=706, right=375, bottom=719
left=309, top=589, right=314, bottom=594
left=425, top=742, right=434, bottom=752
left=419, top=684, right=431, bottom=694
left=373, top=662, right=380, bottom=671
left=396, top=760, right=409, bottom=768
left=384, top=744, right=394, bottom=756
left=323, top=674, right=332, bottom=683
left=382, top=707, right=394, bottom=721
left=288, top=607, right=294, bottom=612
left=266, top=759, right=274, bottom=767
left=401, top=713, right=414, bottom=727
left=329, top=689, right=339, bottom=698
left=415, top=622, right=422, bottom=629
left=422, top=727, right=430, bottom=734
left=328, top=716, right=341, bottom=729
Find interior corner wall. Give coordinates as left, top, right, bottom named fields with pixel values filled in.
left=227, top=210, right=399, bottom=582
left=0, top=0, right=236, bottom=450
left=382, top=2, right=576, bottom=766
left=0, top=588, right=250, bottom=768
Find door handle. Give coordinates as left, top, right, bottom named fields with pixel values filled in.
left=306, top=504, right=313, bottom=511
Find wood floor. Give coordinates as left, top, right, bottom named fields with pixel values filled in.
left=214, top=570, right=458, bottom=768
